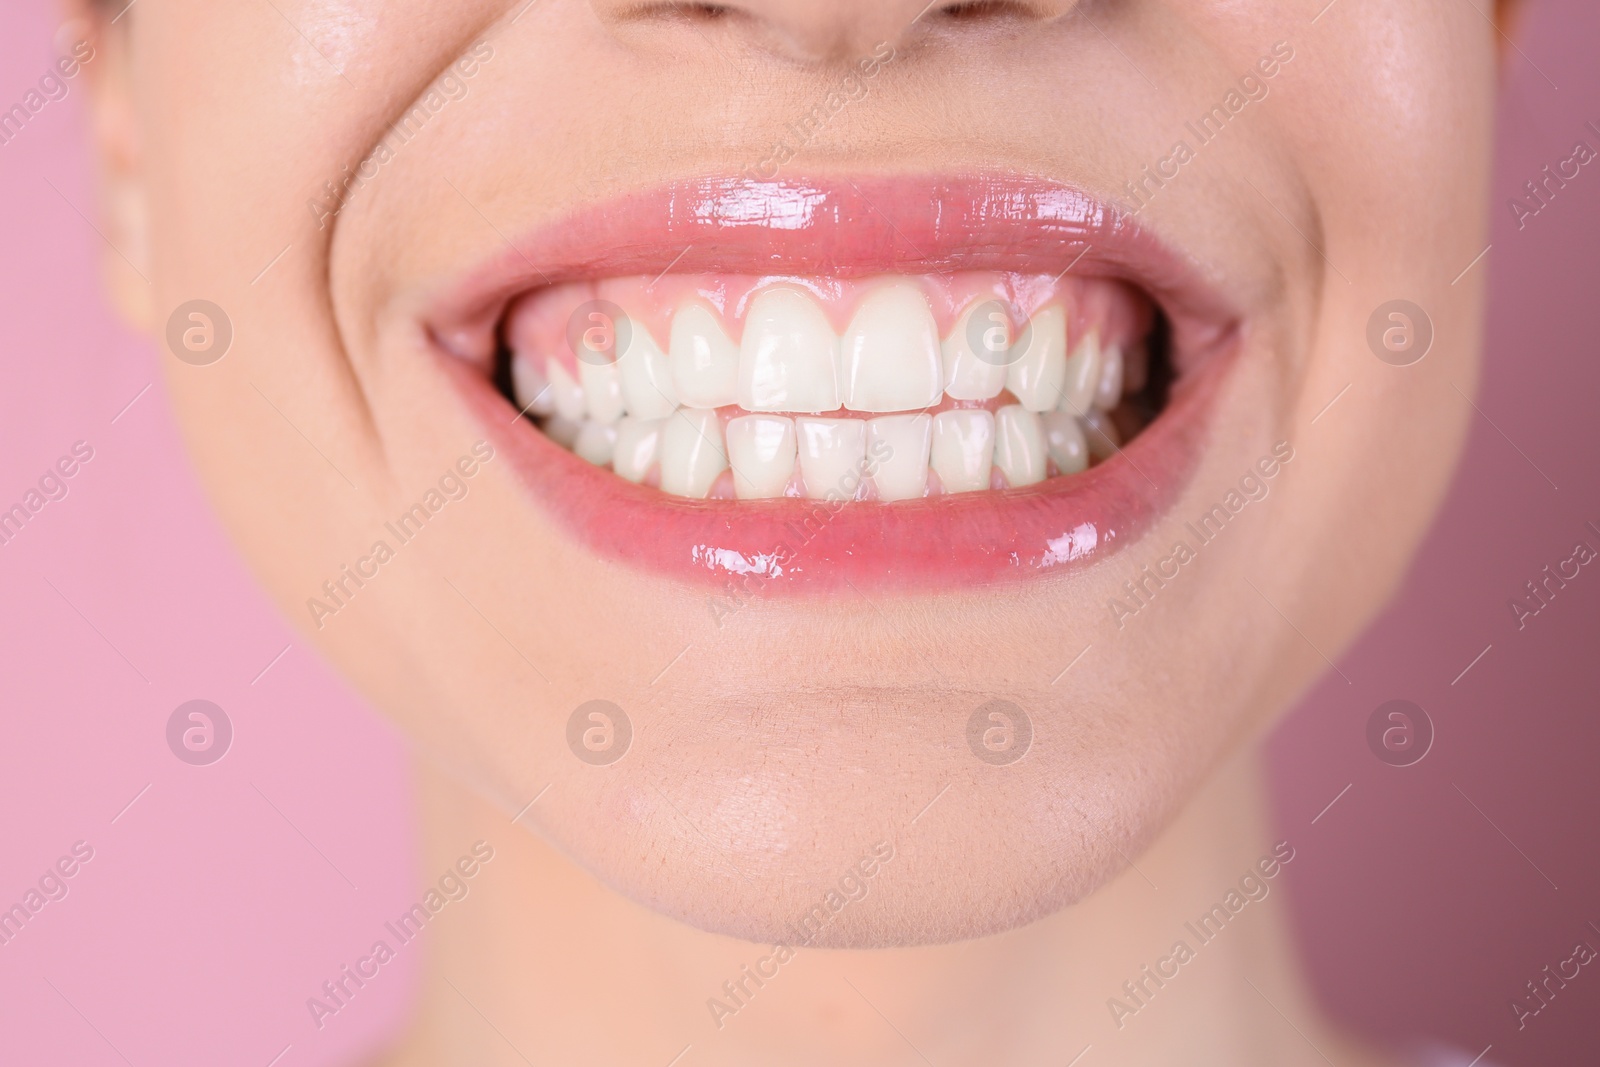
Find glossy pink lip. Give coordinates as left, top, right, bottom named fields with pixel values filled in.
left=429, top=174, right=1241, bottom=592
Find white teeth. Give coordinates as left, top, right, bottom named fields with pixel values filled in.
left=796, top=417, right=867, bottom=501
left=510, top=352, right=556, bottom=416
left=930, top=409, right=995, bottom=494
left=1041, top=411, right=1088, bottom=475
left=941, top=302, right=1011, bottom=401
left=659, top=408, right=728, bottom=498
left=738, top=287, right=841, bottom=413
left=542, top=415, right=582, bottom=449
left=994, top=404, right=1046, bottom=488
left=573, top=420, right=618, bottom=466
left=669, top=300, right=740, bottom=409
left=1082, top=409, right=1122, bottom=463
left=612, top=416, right=663, bottom=483
left=524, top=282, right=1149, bottom=498
left=547, top=360, right=587, bottom=422
left=725, top=415, right=797, bottom=499
left=1057, top=331, right=1101, bottom=416
left=839, top=281, right=943, bottom=413
left=1005, top=304, right=1068, bottom=413
left=618, top=324, right=679, bottom=420
left=866, top=414, right=932, bottom=502
left=1094, top=343, right=1124, bottom=411
left=578, top=356, right=625, bottom=424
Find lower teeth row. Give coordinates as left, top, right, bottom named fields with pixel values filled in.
left=532, top=404, right=1136, bottom=501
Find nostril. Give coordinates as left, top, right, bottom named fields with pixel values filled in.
left=610, top=1, right=736, bottom=24
left=669, top=1, right=734, bottom=21
left=929, top=0, right=1036, bottom=22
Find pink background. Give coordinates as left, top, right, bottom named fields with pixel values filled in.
left=1266, top=5, right=1600, bottom=1063
left=1, top=2, right=1595, bottom=1064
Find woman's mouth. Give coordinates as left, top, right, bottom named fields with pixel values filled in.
left=428, top=174, right=1241, bottom=592
left=504, top=269, right=1157, bottom=498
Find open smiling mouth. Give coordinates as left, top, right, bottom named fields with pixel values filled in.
left=505, top=268, right=1158, bottom=497
left=429, top=174, right=1241, bottom=592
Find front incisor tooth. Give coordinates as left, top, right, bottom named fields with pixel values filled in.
left=1041, top=411, right=1088, bottom=475
left=511, top=352, right=556, bottom=416
left=659, top=408, right=728, bottom=498
left=994, top=405, right=1046, bottom=487
left=578, top=355, right=625, bottom=424
left=930, top=409, right=995, bottom=494
left=725, top=415, right=797, bottom=499
left=1057, top=331, right=1101, bottom=416
left=1094, top=343, right=1124, bottom=411
left=669, top=301, right=740, bottom=409
left=612, top=416, right=664, bottom=483
left=573, top=420, right=618, bottom=466
left=941, top=302, right=1011, bottom=401
left=796, top=417, right=867, bottom=501
left=866, top=414, right=932, bottom=502
left=839, top=280, right=942, bottom=413
left=738, top=287, right=841, bottom=413
left=1005, top=304, right=1068, bottom=413
left=617, top=324, right=679, bottom=419
left=547, top=360, right=586, bottom=422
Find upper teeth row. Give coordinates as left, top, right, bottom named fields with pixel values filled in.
left=511, top=280, right=1144, bottom=425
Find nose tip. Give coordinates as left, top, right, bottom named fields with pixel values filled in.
left=590, top=0, right=1082, bottom=66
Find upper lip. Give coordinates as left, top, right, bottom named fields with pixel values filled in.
left=424, top=172, right=1240, bottom=377
left=425, top=172, right=1244, bottom=591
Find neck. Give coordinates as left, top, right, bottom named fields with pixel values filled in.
left=379, top=748, right=1374, bottom=1067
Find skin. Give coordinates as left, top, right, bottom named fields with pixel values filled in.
left=74, top=0, right=1512, bottom=1061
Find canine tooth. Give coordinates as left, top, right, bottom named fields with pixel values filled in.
left=618, top=324, right=679, bottom=419
left=659, top=408, right=727, bottom=498
left=1057, top=331, right=1101, bottom=416
left=725, top=415, right=797, bottom=499
left=548, top=360, right=586, bottom=422
left=510, top=352, right=556, bottom=416
left=796, top=417, right=867, bottom=501
left=542, top=415, right=582, bottom=449
left=739, top=287, right=840, bottom=413
left=1094, top=343, right=1124, bottom=411
left=1005, top=305, right=1068, bottom=413
left=578, top=356, right=625, bottom=424
left=866, top=414, right=932, bottom=502
left=612, top=416, right=663, bottom=483
left=573, top=420, right=618, bottom=466
left=941, top=302, right=1011, bottom=401
left=1082, top=409, right=1122, bottom=462
left=839, top=281, right=942, bottom=412
left=994, top=405, right=1046, bottom=487
left=1042, top=411, right=1088, bottom=475
left=669, top=301, right=740, bottom=409
left=930, top=409, right=995, bottom=494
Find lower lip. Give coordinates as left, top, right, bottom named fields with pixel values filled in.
left=444, top=351, right=1228, bottom=592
